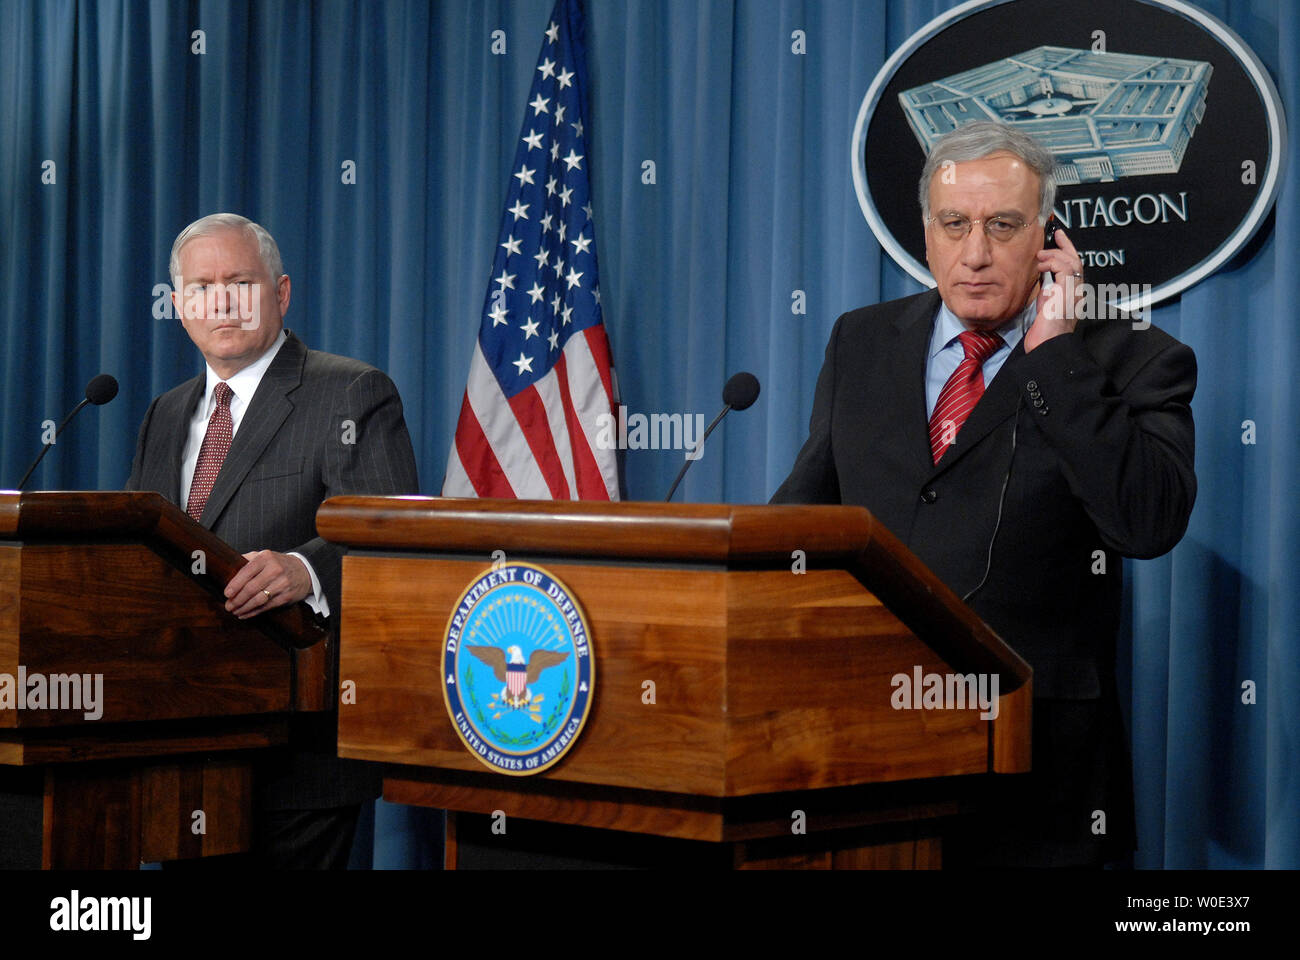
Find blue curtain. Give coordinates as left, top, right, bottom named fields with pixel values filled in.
left=1, top=0, right=1295, bottom=869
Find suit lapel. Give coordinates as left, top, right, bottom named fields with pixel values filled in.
left=198, top=332, right=306, bottom=528
left=156, top=376, right=204, bottom=506
left=886, top=290, right=944, bottom=479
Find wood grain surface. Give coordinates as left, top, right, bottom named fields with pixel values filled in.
left=337, top=555, right=1018, bottom=794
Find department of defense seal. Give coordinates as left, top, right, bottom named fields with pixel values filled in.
left=442, top=562, right=594, bottom=776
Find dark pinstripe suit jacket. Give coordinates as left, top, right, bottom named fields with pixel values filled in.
left=126, top=329, right=420, bottom=808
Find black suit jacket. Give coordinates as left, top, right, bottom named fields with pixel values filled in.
left=773, top=290, right=1196, bottom=864
left=773, top=289, right=1196, bottom=698
left=127, top=330, right=420, bottom=808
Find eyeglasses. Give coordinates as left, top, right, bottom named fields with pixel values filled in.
left=926, top=213, right=1034, bottom=243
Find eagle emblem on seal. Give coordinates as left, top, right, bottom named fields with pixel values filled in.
left=468, top=643, right=570, bottom=718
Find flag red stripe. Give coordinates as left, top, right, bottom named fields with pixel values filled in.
left=582, top=325, right=616, bottom=409
left=508, top=385, right=572, bottom=499
left=453, top=392, right=516, bottom=498
left=553, top=352, right=611, bottom=501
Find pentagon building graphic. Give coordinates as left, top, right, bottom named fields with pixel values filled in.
left=899, top=46, right=1212, bottom=183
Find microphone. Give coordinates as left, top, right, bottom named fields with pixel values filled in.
left=664, top=372, right=761, bottom=502
left=84, top=374, right=120, bottom=406
left=16, top=374, right=119, bottom=490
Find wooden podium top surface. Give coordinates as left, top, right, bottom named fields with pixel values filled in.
left=320, top=496, right=884, bottom=562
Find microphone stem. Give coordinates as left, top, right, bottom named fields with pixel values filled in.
left=697, top=406, right=730, bottom=449
left=664, top=404, right=731, bottom=503
left=16, top=398, right=90, bottom=490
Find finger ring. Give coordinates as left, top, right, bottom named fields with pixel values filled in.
left=263, top=589, right=272, bottom=600
left=1071, top=271, right=1082, bottom=278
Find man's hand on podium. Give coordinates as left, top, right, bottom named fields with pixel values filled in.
left=225, top=550, right=312, bottom=618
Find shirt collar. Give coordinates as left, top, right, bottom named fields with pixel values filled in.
left=203, top=329, right=288, bottom=407
left=930, top=298, right=1035, bottom=360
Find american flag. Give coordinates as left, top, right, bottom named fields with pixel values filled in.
left=443, top=0, right=619, bottom=500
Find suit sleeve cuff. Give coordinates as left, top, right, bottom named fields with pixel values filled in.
left=287, top=551, right=331, bottom=618
left=1016, top=329, right=1096, bottom=417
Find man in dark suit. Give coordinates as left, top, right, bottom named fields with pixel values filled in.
left=127, top=213, right=420, bottom=868
left=773, top=122, right=1196, bottom=867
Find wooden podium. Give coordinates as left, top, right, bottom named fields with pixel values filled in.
left=0, top=491, right=328, bottom=868
left=320, top=497, right=1032, bottom=869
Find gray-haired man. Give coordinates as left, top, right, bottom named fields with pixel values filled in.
left=774, top=122, right=1196, bottom=867
left=128, top=213, right=419, bottom=867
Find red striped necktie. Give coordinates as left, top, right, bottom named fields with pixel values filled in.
left=929, top=330, right=1003, bottom=464
left=187, top=381, right=233, bottom=520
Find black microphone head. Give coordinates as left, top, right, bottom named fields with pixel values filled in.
left=722, top=372, right=760, bottom=411
left=85, top=374, right=119, bottom=405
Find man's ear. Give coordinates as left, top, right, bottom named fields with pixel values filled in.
left=277, top=274, right=291, bottom=318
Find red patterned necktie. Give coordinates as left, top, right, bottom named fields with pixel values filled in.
left=187, top=381, right=233, bottom=520
left=929, top=330, right=1003, bottom=464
